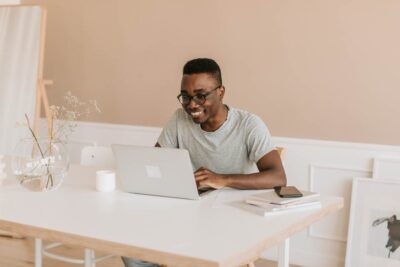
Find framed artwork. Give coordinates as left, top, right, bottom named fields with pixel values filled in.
left=373, top=157, right=400, bottom=180
left=345, top=178, right=400, bottom=267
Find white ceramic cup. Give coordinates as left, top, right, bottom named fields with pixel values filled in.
left=96, top=170, right=116, bottom=192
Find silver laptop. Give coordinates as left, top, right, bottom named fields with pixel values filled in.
left=112, top=144, right=209, bottom=200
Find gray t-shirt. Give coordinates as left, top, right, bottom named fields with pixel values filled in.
left=157, top=106, right=275, bottom=174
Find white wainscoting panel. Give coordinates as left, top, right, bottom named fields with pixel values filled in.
left=372, top=157, right=400, bottom=180
left=309, top=163, right=371, bottom=242
left=40, top=119, right=400, bottom=267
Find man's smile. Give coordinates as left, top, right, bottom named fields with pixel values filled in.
left=190, top=110, right=203, bottom=118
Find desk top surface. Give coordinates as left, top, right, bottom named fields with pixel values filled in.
left=0, top=164, right=343, bottom=267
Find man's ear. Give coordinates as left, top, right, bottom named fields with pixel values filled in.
left=219, top=86, right=225, bottom=100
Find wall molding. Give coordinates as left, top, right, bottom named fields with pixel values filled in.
left=309, top=163, right=369, bottom=175
left=274, top=136, right=400, bottom=152
left=308, top=163, right=371, bottom=242
left=41, top=119, right=400, bottom=151
left=372, top=156, right=400, bottom=180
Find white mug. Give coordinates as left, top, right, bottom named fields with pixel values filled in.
left=96, top=170, right=116, bottom=192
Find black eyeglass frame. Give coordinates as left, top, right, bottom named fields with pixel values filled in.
left=177, top=85, right=222, bottom=105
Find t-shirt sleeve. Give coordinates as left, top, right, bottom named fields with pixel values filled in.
left=157, top=109, right=180, bottom=148
left=246, top=115, right=276, bottom=163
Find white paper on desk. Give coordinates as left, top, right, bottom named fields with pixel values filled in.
left=247, top=190, right=320, bottom=205
left=247, top=200, right=321, bottom=212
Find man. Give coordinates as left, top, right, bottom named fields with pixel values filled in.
left=122, top=58, right=286, bottom=267
left=157, top=58, right=286, bottom=190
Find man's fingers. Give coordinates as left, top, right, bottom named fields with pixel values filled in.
left=194, top=168, right=210, bottom=177
left=198, top=180, right=211, bottom=187
left=195, top=173, right=208, bottom=181
left=195, top=167, right=206, bottom=173
left=194, top=170, right=208, bottom=176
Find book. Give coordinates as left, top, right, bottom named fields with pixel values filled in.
left=245, top=200, right=322, bottom=216
left=246, top=189, right=320, bottom=205
left=246, top=198, right=321, bottom=211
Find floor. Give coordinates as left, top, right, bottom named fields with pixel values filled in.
left=0, top=236, right=300, bottom=267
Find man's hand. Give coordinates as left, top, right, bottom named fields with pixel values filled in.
left=194, top=150, right=286, bottom=190
left=194, top=167, right=227, bottom=189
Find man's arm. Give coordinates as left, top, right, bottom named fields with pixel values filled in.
left=195, top=149, right=286, bottom=190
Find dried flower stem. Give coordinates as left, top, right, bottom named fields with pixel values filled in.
left=24, top=114, right=53, bottom=189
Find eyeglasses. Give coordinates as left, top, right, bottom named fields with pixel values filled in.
left=177, top=85, right=221, bottom=105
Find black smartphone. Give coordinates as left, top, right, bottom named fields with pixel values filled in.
left=274, top=186, right=303, bottom=198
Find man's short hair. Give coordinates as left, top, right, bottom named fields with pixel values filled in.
left=183, top=58, right=222, bottom=85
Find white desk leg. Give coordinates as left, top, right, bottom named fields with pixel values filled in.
left=84, top=248, right=94, bottom=267
left=34, top=238, right=42, bottom=267
left=277, top=238, right=289, bottom=267
left=91, top=250, right=96, bottom=267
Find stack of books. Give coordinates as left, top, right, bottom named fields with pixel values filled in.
left=245, top=189, right=321, bottom=215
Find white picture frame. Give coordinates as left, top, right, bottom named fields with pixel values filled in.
left=345, top=177, right=400, bottom=267
left=373, top=157, right=400, bottom=180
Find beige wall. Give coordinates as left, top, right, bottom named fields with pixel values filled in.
left=24, top=0, right=400, bottom=145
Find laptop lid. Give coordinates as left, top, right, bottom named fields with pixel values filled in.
left=111, top=144, right=200, bottom=200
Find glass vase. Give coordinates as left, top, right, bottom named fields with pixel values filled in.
left=11, top=138, right=70, bottom=192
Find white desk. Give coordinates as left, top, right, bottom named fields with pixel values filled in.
left=0, top=165, right=343, bottom=267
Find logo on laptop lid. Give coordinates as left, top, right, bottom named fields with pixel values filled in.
left=145, top=165, right=162, bottom=178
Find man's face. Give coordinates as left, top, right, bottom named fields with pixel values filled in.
left=180, top=73, right=224, bottom=125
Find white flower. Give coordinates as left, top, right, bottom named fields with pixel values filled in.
left=49, top=91, right=101, bottom=142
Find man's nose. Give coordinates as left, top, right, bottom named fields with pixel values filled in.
left=187, top=98, right=199, bottom=108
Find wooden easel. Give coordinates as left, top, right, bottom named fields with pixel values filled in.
left=33, top=5, right=52, bottom=138
left=35, top=79, right=53, bottom=138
